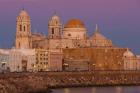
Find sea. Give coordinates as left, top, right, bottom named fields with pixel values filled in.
left=51, top=86, right=140, bottom=93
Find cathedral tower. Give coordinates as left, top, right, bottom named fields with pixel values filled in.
left=48, top=14, right=62, bottom=39
left=15, top=9, right=32, bottom=49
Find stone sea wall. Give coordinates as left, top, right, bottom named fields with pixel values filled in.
left=0, top=71, right=140, bottom=93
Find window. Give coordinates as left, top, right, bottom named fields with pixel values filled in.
left=19, top=42, right=20, bottom=48
left=52, top=28, right=54, bottom=34
left=68, top=34, right=71, bottom=37
left=24, top=26, right=26, bottom=31
left=19, top=25, right=22, bottom=31
left=27, top=25, right=29, bottom=31
left=56, top=21, right=58, bottom=24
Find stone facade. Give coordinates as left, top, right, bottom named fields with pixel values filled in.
left=63, top=48, right=127, bottom=70
left=48, top=49, right=63, bottom=71
left=63, top=59, right=90, bottom=71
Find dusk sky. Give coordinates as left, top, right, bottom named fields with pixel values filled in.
left=0, top=0, right=140, bottom=54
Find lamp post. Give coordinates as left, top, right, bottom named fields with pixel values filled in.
left=92, top=64, right=96, bottom=71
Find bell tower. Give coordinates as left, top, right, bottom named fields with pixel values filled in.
left=15, top=9, right=32, bottom=49
left=48, top=14, right=62, bottom=39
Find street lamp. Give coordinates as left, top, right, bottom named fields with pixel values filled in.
left=92, top=64, right=96, bottom=71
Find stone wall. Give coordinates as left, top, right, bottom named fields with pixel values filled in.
left=63, top=48, right=127, bottom=70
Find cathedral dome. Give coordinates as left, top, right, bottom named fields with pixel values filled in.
left=63, top=19, right=87, bottom=39
left=19, top=10, right=29, bottom=17
left=65, top=19, right=85, bottom=28
left=123, top=49, right=134, bottom=57
left=90, top=25, right=113, bottom=47
left=91, top=31, right=107, bottom=40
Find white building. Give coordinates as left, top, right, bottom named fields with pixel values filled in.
left=9, top=48, right=36, bottom=72
left=0, top=49, right=10, bottom=72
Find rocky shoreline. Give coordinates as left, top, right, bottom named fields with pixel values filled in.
left=0, top=71, right=140, bottom=93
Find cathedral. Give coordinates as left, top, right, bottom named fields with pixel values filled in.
left=0, top=9, right=140, bottom=72
left=15, top=9, right=113, bottom=50
left=9, top=9, right=139, bottom=72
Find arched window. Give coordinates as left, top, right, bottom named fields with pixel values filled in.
left=56, top=21, right=58, bottom=24
left=19, top=25, right=22, bottom=31
left=27, top=25, right=29, bottom=31
left=19, top=42, right=20, bottom=48
left=68, top=34, right=71, bottom=37
left=24, top=26, right=26, bottom=31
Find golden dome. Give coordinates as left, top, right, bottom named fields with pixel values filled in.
left=65, top=19, right=85, bottom=28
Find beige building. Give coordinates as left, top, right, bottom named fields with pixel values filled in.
left=34, top=49, right=49, bottom=71
left=48, top=49, right=63, bottom=71
left=32, top=49, right=63, bottom=71
left=123, top=49, right=140, bottom=70
left=136, top=55, right=140, bottom=70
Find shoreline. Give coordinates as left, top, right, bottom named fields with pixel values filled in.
left=49, top=84, right=140, bottom=89
left=1, top=71, right=140, bottom=93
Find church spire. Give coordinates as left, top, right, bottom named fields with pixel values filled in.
left=22, top=4, right=25, bottom=10
left=95, top=24, right=100, bottom=33
left=54, top=10, right=57, bottom=15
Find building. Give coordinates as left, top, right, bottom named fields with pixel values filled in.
left=123, top=49, right=140, bottom=70
left=48, top=49, right=63, bottom=71
left=89, top=24, right=113, bottom=47
left=15, top=9, right=32, bottom=49
left=0, top=49, right=10, bottom=72
left=136, top=55, right=140, bottom=70
left=12, top=9, right=140, bottom=71
left=34, top=49, right=49, bottom=71
left=63, top=48, right=127, bottom=71
left=15, top=9, right=113, bottom=50
left=9, top=49, right=35, bottom=72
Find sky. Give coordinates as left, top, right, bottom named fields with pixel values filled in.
left=0, top=0, right=140, bottom=54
